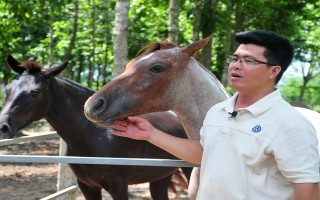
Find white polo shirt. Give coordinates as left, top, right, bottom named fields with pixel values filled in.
left=198, top=90, right=320, bottom=200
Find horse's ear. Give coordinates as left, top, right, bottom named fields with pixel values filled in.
left=44, top=61, right=69, bottom=78
left=181, top=35, right=213, bottom=57
left=7, top=55, right=26, bottom=74
left=159, top=40, right=178, bottom=50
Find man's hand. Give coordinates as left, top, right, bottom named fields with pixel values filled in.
left=111, top=116, right=154, bottom=140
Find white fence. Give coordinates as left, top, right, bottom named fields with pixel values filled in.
left=0, top=132, right=197, bottom=199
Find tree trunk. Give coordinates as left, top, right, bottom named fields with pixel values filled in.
left=113, top=0, right=129, bottom=77
left=88, top=58, right=93, bottom=88
left=48, top=20, right=54, bottom=68
left=102, top=33, right=109, bottom=85
left=101, top=2, right=113, bottom=86
left=198, top=0, right=218, bottom=70
left=235, top=2, right=244, bottom=33
left=221, top=0, right=234, bottom=86
left=299, top=62, right=313, bottom=102
left=76, top=52, right=83, bottom=83
left=168, top=0, right=180, bottom=44
left=87, top=0, right=96, bottom=88
left=62, top=0, right=79, bottom=79
left=63, top=0, right=79, bottom=63
left=192, top=1, right=203, bottom=43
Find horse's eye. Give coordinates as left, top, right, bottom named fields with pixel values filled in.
left=30, top=90, right=39, bottom=96
left=150, top=65, right=165, bottom=73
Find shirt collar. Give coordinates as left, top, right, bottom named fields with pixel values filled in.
left=217, top=93, right=238, bottom=113
left=218, top=89, right=283, bottom=117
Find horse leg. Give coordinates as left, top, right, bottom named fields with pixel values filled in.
left=181, top=167, right=193, bottom=182
left=102, top=180, right=129, bottom=200
left=77, top=180, right=102, bottom=200
left=149, top=176, right=172, bottom=200
left=188, top=167, right=200, bottom=200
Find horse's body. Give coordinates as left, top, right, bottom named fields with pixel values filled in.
left=0, top=55, right=192, bottom=200
left=83, top=37, right=320, bottom=199
left=294, top=107, right=320, bottom=150
left=84, top=37, right=229, bottom=199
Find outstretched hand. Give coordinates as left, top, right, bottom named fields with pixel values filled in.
left=111, top=116, right=154, bottom=140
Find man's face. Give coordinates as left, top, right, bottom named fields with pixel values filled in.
left=228, top=44, right=280, bottom=94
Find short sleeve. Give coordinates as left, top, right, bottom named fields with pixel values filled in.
left=273, top=123, right=320, bottom=183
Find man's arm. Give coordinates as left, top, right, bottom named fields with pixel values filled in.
left=292, top=182, right=319, bottom=200
left=112, top=116, right=203, bottom=164
left=148, top=127, right=203, bottom=164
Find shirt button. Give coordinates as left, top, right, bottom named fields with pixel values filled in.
left=220, top=126, right=229, bottom=136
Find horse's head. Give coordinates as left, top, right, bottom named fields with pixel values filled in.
left=84, top=36, right=212, bottom=127
left=0, top=55, right=68, bottom=139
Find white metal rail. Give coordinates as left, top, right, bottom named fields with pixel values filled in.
left=0, top=154, right=197, bottom=167
left=0, top=132, right=58, bottom=146
left=0, top=132, right=197, bottom=199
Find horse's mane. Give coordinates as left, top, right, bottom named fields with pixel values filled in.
left=57, top=77, right=95, bottom=94
left=18, top=61, right=94, bottom=94
left=137, top=40, right=222, bottom=85
left=132, top=40, right=226, bottom=95
left=137, top=40, right=178, bottom=57
left=19, top=61, right=42, bottom=72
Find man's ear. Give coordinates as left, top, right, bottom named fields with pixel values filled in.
left=269, top=66, right=281, bottom=79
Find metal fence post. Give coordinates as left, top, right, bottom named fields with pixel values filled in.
left=57, top=138, right=77, bottom=200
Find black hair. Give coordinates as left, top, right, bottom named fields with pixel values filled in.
left=235, top=30, right=294, bottom=84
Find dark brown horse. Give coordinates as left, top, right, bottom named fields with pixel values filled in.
left=0, top=55, right=191, bottom=200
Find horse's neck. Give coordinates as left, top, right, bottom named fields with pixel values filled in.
left=172, top=59, right=229, bottom=139
left=45, top=78, right=95, bottom=140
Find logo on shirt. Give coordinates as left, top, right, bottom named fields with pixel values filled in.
left=252, top=125, right=262, bottom=133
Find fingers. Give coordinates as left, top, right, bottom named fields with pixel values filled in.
left=127, top=116, right=146, bottom=123
left=111, top=129, right=129, bottom=138
left=111, top=119, right=129, bottom=136
left=111, top=116, right=151, bottom=141
left=112, top=119, right=128, bottom=132
left=114, top=118, right=129, bottom=126
left=112, top=125, right=125, bottom=132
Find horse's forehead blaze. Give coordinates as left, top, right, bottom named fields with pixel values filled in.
left=18, top=75, right=42, bottom=90
left=7, top=75, right=48, bottom=104
left=4, top=81, right=30, bottom=109
left=124, top=58, right=155, bottom=78
left=126, top=52, right=157, bottom=72
left=137, top=52, right=155, bottom=63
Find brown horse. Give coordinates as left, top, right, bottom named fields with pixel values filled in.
left=0, top=55, right=192, bottom=200
left=84, top=37, right=320, bottom=199
left=83, top=36, right=230, bottom=199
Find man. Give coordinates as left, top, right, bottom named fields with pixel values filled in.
left=112, top=30, right=320, bottom=199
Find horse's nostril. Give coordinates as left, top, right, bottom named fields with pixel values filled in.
left=0, top=123, right=11, bottom=134
left=93, top=98, right=106, bottom=113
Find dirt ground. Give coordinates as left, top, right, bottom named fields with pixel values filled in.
left=0, top=131, right=189, bottom=200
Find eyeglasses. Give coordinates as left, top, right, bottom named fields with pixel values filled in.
left=227, top=55, right=276, bottom=66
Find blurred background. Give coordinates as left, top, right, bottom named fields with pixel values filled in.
left=0, top=0, right=319, bottom=111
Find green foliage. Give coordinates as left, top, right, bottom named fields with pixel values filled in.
left=280, top=78, right=303, bottom=103
left=128, top=0, right=169, bottom=57
left=0, top=0, right=319, bottom=109
left=280, top=76, right=320, bottom=112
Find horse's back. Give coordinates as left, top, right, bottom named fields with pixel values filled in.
left=295, top=107, right=320, bottom=152
left=295, top=107, right=320, bottom=132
